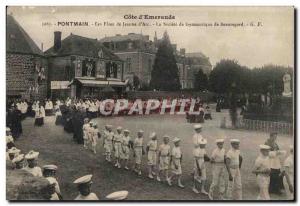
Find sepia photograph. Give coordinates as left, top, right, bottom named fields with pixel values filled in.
left=5, top=6, right=295, bottom=201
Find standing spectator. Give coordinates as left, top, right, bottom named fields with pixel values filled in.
left=265, top=132, right=284, bottom=194
left=7, top=104, right=23, bottom=139
left=282, top=145, right=294, bottom=200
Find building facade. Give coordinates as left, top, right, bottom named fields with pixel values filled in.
left=6, top=15, right=48, bottom=101
left=100, top=32, right=212, bottom=89
left=100, top=33, right=156, bottom=87
left=45, top=32, right=125, bottom=99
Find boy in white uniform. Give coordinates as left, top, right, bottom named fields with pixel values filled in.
left=157, top=135, right=171, bottom=182
left=208, top=139, right=226, bottom=200
left=167, top=137, right=185, bottom=188
left=147, top=132, right=158, bottom=179
left=225, top=139, right=243, bottom=200
left=121, top=129, right=131, bottom=170
left=133, top=130, right=144, bottom=176
left=114, top=126, right=123, bottom=168
left=192, top=138, right=209, bottom=195
left=43, top=164, right=62, bottom=200
left=90, top=122, right=100, bottom=154
left=24, top=150, right=43, bottom=177
left=252, top=145, right=271, bottom=200
left=74, top=174, right=99, bottom=200
left=193, top=124, right=205, bottom=147
left=103, top=125, right=114, bottom=162
left=282, top=145, right=294, bottom=200
left=6, top=127, right=15, bottom=149
left=82, top=118, right=90, bottom=149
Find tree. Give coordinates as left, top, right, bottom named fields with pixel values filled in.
left=133, top=75, right=140, bottom=90
left=194, top=69, right=208, bottom=91
left=149, top=31, right=181, bottom=91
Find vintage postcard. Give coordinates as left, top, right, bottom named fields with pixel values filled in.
left=6, top=6, right=294, bottom=201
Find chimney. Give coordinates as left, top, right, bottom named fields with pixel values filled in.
left=54, top=31, right=62, bottom=52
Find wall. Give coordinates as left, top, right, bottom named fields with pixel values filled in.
left=6, top=53, right=48, bottom=100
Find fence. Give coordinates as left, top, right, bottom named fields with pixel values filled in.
left=236, top=118, right=293, bottom=135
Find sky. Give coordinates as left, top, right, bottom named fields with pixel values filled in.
left=7, top=6, right=294, bottom=68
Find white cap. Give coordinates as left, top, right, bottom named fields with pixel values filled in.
left=199, top=139, right=207, bottom=145
left=106, top=191, right=129, bottom=200
left=116, top=126, right=122, bottom=130
left=194, top=124, right=202, bottom=129
left=173, top=137, right=181, bottom=143
left=106, top=124, right=112, bottom=128
left=230, top=139, right=240, bottom=143
left=163, top=135, right=170, bottom=139
left=43, top=164, right=58, bottom=171
left=259, top=145, right=271, bottom=150
left=25, top=150, right=39, bottom=160
left=123, top=129, right=130, bottom=133
left=73, top=174, right=93, bottom=184
left=6, top=127, right=11, bottom=132
left=290, top=145, right=294, bottom=150
left=137, top=130, right=144, bottom=134
left=215, top=139, right=224, bottom=143
left=12, top=154, right=24, bottom=163
left=150, top=132, right=157, bottom=139
left=8, top=147, right=20, bottom=154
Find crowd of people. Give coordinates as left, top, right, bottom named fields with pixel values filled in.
left=5, top=97, right=294, bottom=201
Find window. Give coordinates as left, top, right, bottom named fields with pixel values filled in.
left=82, top=59, right=95, bottom=77
left=127, top=58, right=132, bottom=72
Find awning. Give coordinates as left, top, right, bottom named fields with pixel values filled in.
left=72, top=78, right=127, bottom=87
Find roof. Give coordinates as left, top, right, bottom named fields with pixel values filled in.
left=99, top=33, right=149, bottom=43
left=6, top=15, right=43, bottom=55
left=45, top=34, right=122, bottom=61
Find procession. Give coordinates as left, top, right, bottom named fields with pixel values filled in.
left=5, top=6, right=294, bottom=201
left=6, top=96, right=294, bottom=200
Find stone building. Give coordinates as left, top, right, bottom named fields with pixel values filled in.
left=45, top=32, right=125, bottom=99
left=99, top=33, right=156, bottom=87
left=6, top=14, right=48, bottom=101
left=100, top=32, right=212, bottom=89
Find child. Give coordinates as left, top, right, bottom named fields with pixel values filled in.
left=157, top=135, right=171, bottom=182
left=114, top=126, right=123, bottom=168
left=121, top=129, right=131, bottom=170
left=252, top=144, right=271, bottom=200
left=147, top=132, right=158, bottom=179
left=74, top=174, right=99, bottom=200
left=282, top=145, right=294, bottom=200
left=167, top=137, right=184, bottom=188
left=133, top=130, right=144, bottom=176
left=103, top=125, right=114, bottom=162
left=43, top=164, right=62, bottom=200
left=82, top=118, right=90, bottom=149
left=90, top=122, right=100, bottom=154
left=208, top=139, right=226, bottom=200
left=225, top=139, right=243, bottom=200
left=192, top=138, right=209, bottom=195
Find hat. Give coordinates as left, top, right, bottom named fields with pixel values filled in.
left=84, top=118, right=89, bottom=122
left=137, top=130, right=144, bottom=134
left=124, top=129, right=130, bottom=133
left=230, top=139, right=240, bottom=143
left=6, top=127, right=11, bottom=132
left=25, top=150, right=39, bottom=160
left=117, top=126, right=122, bottom=130
left=163, top=135, right=170, bottom=139
left=106, top=124, right=112, bottom=128
left=106, top=190, right=129, bottom=200
left=289, top=145, right=294, bottom=150
left=8, top=147, right=20, bottom=154
left=173, top=137, right=181, bottom=143
left=43, top=164, right=58, bottom=171
left=194, top=124, right=202, bottom=129
left=199, top=139, right=207, bottom=145
left=12, top=154, right=24, bottom=163
left=150, top=132, right=157, bottom=139
left=215, top=139, right=224, bottom=143
left=259, top=145, right=271, bottom=150
left=73, top=174, right=93, bottom=184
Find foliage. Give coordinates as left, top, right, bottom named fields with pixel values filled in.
left=193, top=69, right=208, bottom=91
left=150, top=31, right=181, bottom=91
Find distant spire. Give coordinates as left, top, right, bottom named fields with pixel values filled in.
left=154, top=31, right=158, bottom=43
